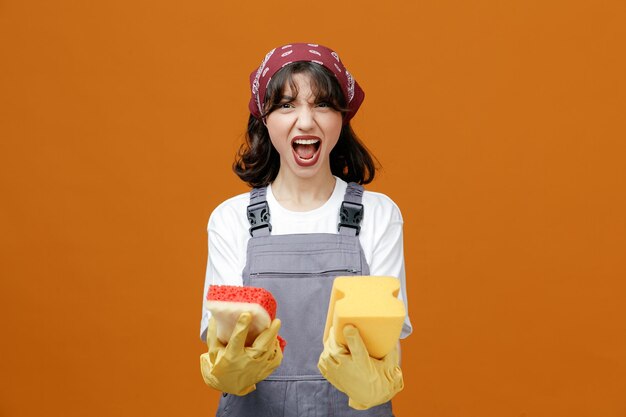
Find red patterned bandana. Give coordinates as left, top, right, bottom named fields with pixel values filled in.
left=248, top=43, right=365, bottom=123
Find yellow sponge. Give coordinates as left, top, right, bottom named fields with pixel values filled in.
left=323, top=276, right=406, bottom=359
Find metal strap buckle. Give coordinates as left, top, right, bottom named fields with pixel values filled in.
left=338, top=201, right=364, bottom=235
left=247, top=201, right=272, bottom=236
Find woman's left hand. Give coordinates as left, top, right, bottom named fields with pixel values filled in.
left=317, top=324, right=404, bottom=410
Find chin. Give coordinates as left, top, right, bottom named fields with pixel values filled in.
left=287, top=162, right=325, bottom=180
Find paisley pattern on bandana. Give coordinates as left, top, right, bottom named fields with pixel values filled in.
left=345, top=69, right=355, bottom=103
left=248, top=43, right=364, bottom=123
left=252, top=48, right=276, bottom=116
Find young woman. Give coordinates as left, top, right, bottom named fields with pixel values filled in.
left=200, top=43, right=413, bottom=417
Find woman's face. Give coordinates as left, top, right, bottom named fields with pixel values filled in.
left=265, top=73, right=343, bottom=182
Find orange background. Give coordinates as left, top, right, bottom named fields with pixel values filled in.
left=1, top=1, right=625, bottom=416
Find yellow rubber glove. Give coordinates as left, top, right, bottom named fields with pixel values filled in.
left=317, top=324, right=404, bottom=410
left=200, top=312, right=283, bottom=396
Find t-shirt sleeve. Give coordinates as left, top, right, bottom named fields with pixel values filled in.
left=367, top=198, right=413, bottom=339
left=199, top=203, right=245, bottom=342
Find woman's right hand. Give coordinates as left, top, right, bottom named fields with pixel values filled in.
left=200, top=312, right=283, bottom=395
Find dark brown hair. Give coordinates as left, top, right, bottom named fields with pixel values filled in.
left=233, top=62, right=377, bottom=187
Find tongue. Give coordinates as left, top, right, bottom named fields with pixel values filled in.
left=294, top=144, right=316, bottom=159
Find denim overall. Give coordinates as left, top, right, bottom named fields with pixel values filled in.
left=215, top=183, right=394, bottom=417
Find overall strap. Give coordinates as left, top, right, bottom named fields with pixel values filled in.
left=248, top=187, right=272, bottom=237
left=338, top=182, right=364, bottom=236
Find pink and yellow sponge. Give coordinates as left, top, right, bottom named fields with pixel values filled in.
left=206, top=285, right=287, bottom=351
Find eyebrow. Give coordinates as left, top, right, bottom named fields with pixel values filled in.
left=278, top=95, right=331, bottom=104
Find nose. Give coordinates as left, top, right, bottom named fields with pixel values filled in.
left=295, top=106, right=315, bottom=131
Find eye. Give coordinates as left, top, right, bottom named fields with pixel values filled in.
left=316, top=102, right=330, bottom=108
left=279, top=102, right=294, bottom=109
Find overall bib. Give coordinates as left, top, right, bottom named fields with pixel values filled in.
left=215, top=183, right=395, bottom=417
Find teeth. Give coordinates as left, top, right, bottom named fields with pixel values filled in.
left=294, top=139, right=320, bottom=145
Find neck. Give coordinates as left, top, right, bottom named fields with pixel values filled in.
left=271, top=171, right=336, bottom=212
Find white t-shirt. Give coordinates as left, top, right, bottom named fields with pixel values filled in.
left=200, top=177, right=413, bottom=342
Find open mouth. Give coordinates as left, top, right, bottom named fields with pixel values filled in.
left=291, top=136, right=322, bottom=166
left=292, top=137, right=321, bottom=160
